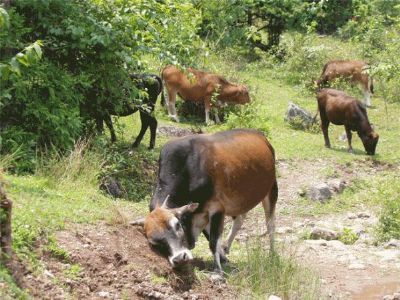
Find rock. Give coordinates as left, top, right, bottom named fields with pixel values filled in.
left=307, top=183, right=332, bottom=202
left=267, top=295, right=282, bottom=300
left=276, top=226, right=293, bottom=234
left=357, top=212, right=371, bottom=218
left=157, top=125, right=200, bottom=137
left=310, top=227, right=338, bottom=240
left=348, top=263, right=366, bottom=270
left=327, top=179, right=346, bottom=193
left=393, top=292, right=400, bottom=300
left=98, top=291, right=111, bottom=298
left=384, top=239, right=400, bottom=249
left=44, top=270, right=55, bottom=278
left=305, top=239, right=328, bottom=246
left=347, top=213, right=357, bottom=220
left=210, top=273, right=226, bottom=283
left=99, top=176, right=123, bottom=198
left=383, top=295, right=395, bottom=300
left=326, top=240, right=347, bottom=250
left=284, top=101, right=315, bottom=129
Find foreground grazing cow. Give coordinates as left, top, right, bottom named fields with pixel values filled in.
left=161, top=65, right=250, bottom=124
left=317, top=88, right=379, bottom=155
left=316, top=60, right=373, bottom=107
left=131, top=129, right=278, bottom=274
left=98, top=74, right=162, bottom=149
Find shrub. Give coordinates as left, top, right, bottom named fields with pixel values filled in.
left=377, top=197, right=400, bottom=241
left=226, top=100, right=270, bottom=137
left=339, top=227, right=359, bottom=245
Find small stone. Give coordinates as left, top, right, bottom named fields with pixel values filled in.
left=348, top=263, right=366, bottom=270
left=326, top=240, right=347, bottom=250
left=268, top=295, right=282, bottom=300
left=347, top=213, right=357, bottom=220
left=357, top=212, right=371, bottom=218
left=310, top=227, right=338, bottom=241
left=98, top=291, right=111, bottom=298
left=305, top=239, right=328, bottom=246
left=307, top=183, right=332, bottom=202
left=210, top=273, right=226, bottom=283
left=384, top=239, right=400, bottom=249
left=393, top=293, right=400, bottom=300
left=327, top=179, right=346, bottom=193
left=284, top=101, right=315, bottom=129
left=43, top=270, right=54, bottom=278
left=383, top=295, right=394, bottom=300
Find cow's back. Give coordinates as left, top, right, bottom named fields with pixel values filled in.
left=324, top=60, right=368, bottom=78
left=204, top=129, right=276, bottom=216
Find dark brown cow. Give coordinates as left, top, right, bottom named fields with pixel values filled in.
left=316, top=60, right=373, bottom=107
left=131, top=129, right=277, bottom=275
left=161, top=65, right=250, bottom=124
left=317, top=88, right=379, bottom=155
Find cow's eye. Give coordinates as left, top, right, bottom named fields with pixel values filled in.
left=175, top=222, right=181, bottom=231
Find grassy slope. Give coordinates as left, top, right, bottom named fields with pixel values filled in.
left=1, top=44, right=400, bottom=298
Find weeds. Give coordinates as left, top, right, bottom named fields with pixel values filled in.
left=339, top=228, right=359, bottom=245
left=229, top=238, right=321, bottom=299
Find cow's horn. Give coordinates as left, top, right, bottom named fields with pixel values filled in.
left=161, top=195, right=170, bottom=208
left=129, top=217, right=145, bottom=226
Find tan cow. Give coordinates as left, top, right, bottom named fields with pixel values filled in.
left=161, top=65, right=250, bottom=124
left=316, top=60, right=374, bottom=107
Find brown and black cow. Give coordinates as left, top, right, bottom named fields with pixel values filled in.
left=130, top=129, right=277, bottom=274
left=161, top=65, right=250, bottom=124
left=317, top=88, right=379, bottom=155
left=316, top=60, right=373, bottom=107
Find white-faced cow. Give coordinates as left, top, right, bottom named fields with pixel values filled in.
left=161, top=65, right=250, bottom=124
left=131, top=129, right=278, bottom=274
left=317, top=88, right=379, bottom=155
left=316, top=60, right=374, bottom=107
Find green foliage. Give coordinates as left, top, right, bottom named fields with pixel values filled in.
left=45, top=236, right=70, bottom=261
left=226, top=100, right=270, bottom=137
left=0, top=0, right=202, bottom=173
left=339, top=227, right=359, bottom=245
left=377, top=196, right=400, bottom=242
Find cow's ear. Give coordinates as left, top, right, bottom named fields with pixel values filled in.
left=173, top=203, right=199, bottom=218
left=129, top=217, right=145, bottom=226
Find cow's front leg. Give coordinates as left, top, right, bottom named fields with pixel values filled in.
left=167, top=89, right=179, bottom=122
left=204, top=96, right=212, bottom=125
left=209, top=212, right=224, bottom=273
left=223, top=214, right=246, bottom=255
left=320, top=110, right=331, bottom=148
left=344, top=125, right=353, bottom=153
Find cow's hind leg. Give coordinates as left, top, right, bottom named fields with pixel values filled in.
left=362, top=82, right=372, bottom=107
left=167, top=89, right=179, bottom=122
left=209, top=212, right=225, bottom=273
left=104, top=114, right=117, bottom=143
left=222, top=214, right=246, bottom=255
left=261, top=180, right=278, bottom=251
left=132, top=110, right=149, bottom=148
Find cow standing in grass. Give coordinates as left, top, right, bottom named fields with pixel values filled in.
left=97, top=74, right=162, bottom=149
left=317, top=88, right=379, bottom=155
left=316, top=60, right=374, bottom=107
left=130, top=129, right=278, bottom=275
left=161, top=65, right=250, bottom=124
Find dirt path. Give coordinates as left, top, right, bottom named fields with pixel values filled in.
left=239, top=159, right=400, bottom=299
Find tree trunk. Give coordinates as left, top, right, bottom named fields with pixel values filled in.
left=0, top=183, right=13, bottom=263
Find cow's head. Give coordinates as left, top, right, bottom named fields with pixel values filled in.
left=235, top=85, right=250, bottom=104
left=361, top=131, right=379, bottom=155
left=131, top=199, right=199, bottom=267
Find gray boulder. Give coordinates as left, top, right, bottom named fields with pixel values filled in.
left=310, top=227, right=339, bottom=240
left=307, top=183, right=332, bottom=202
left=285, top=101, right=315, bottom=129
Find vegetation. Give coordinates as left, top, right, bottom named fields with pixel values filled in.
left=1, top=0, right=400, bottom=298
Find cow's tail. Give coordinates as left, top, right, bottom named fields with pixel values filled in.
left=160, top=67, right=166, bottom=107
left=370, top=77, right=374, bottom=94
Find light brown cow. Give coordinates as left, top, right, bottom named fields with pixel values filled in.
left=161, top=65, right=250, bottom=124
left=316, top=60, right=374, bottom=107
left=131, top=129, right=277, bottom=275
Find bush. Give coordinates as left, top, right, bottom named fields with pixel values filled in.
left=226, top=100, right=270, bottom=137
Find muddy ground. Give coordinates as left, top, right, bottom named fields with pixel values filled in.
left=15, top=158, right=400, bottom=299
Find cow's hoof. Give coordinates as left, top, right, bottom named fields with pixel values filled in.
left=132, top=143, right=139, bottom=148
left=325, top=145, right=331, bottom=149
left=348, top=148, right=354, bottom=153
left=148, top=146, right=154, bottom=150
left=209, top=272, right=226, bottom=283
left=220, top=252, right=229, bottom=264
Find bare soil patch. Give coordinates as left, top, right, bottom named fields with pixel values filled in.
left=21, top=223, right=236, bottom=299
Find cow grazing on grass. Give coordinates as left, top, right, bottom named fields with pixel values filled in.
left=161, top=65, right=250, bottom=124
left=98, top=74, right=162, bottom=149
left=317, top=88, right=379, bottom=155
left=316, top=60, right=374, bottom=107
left=130, top=129, right=278, bottom=274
